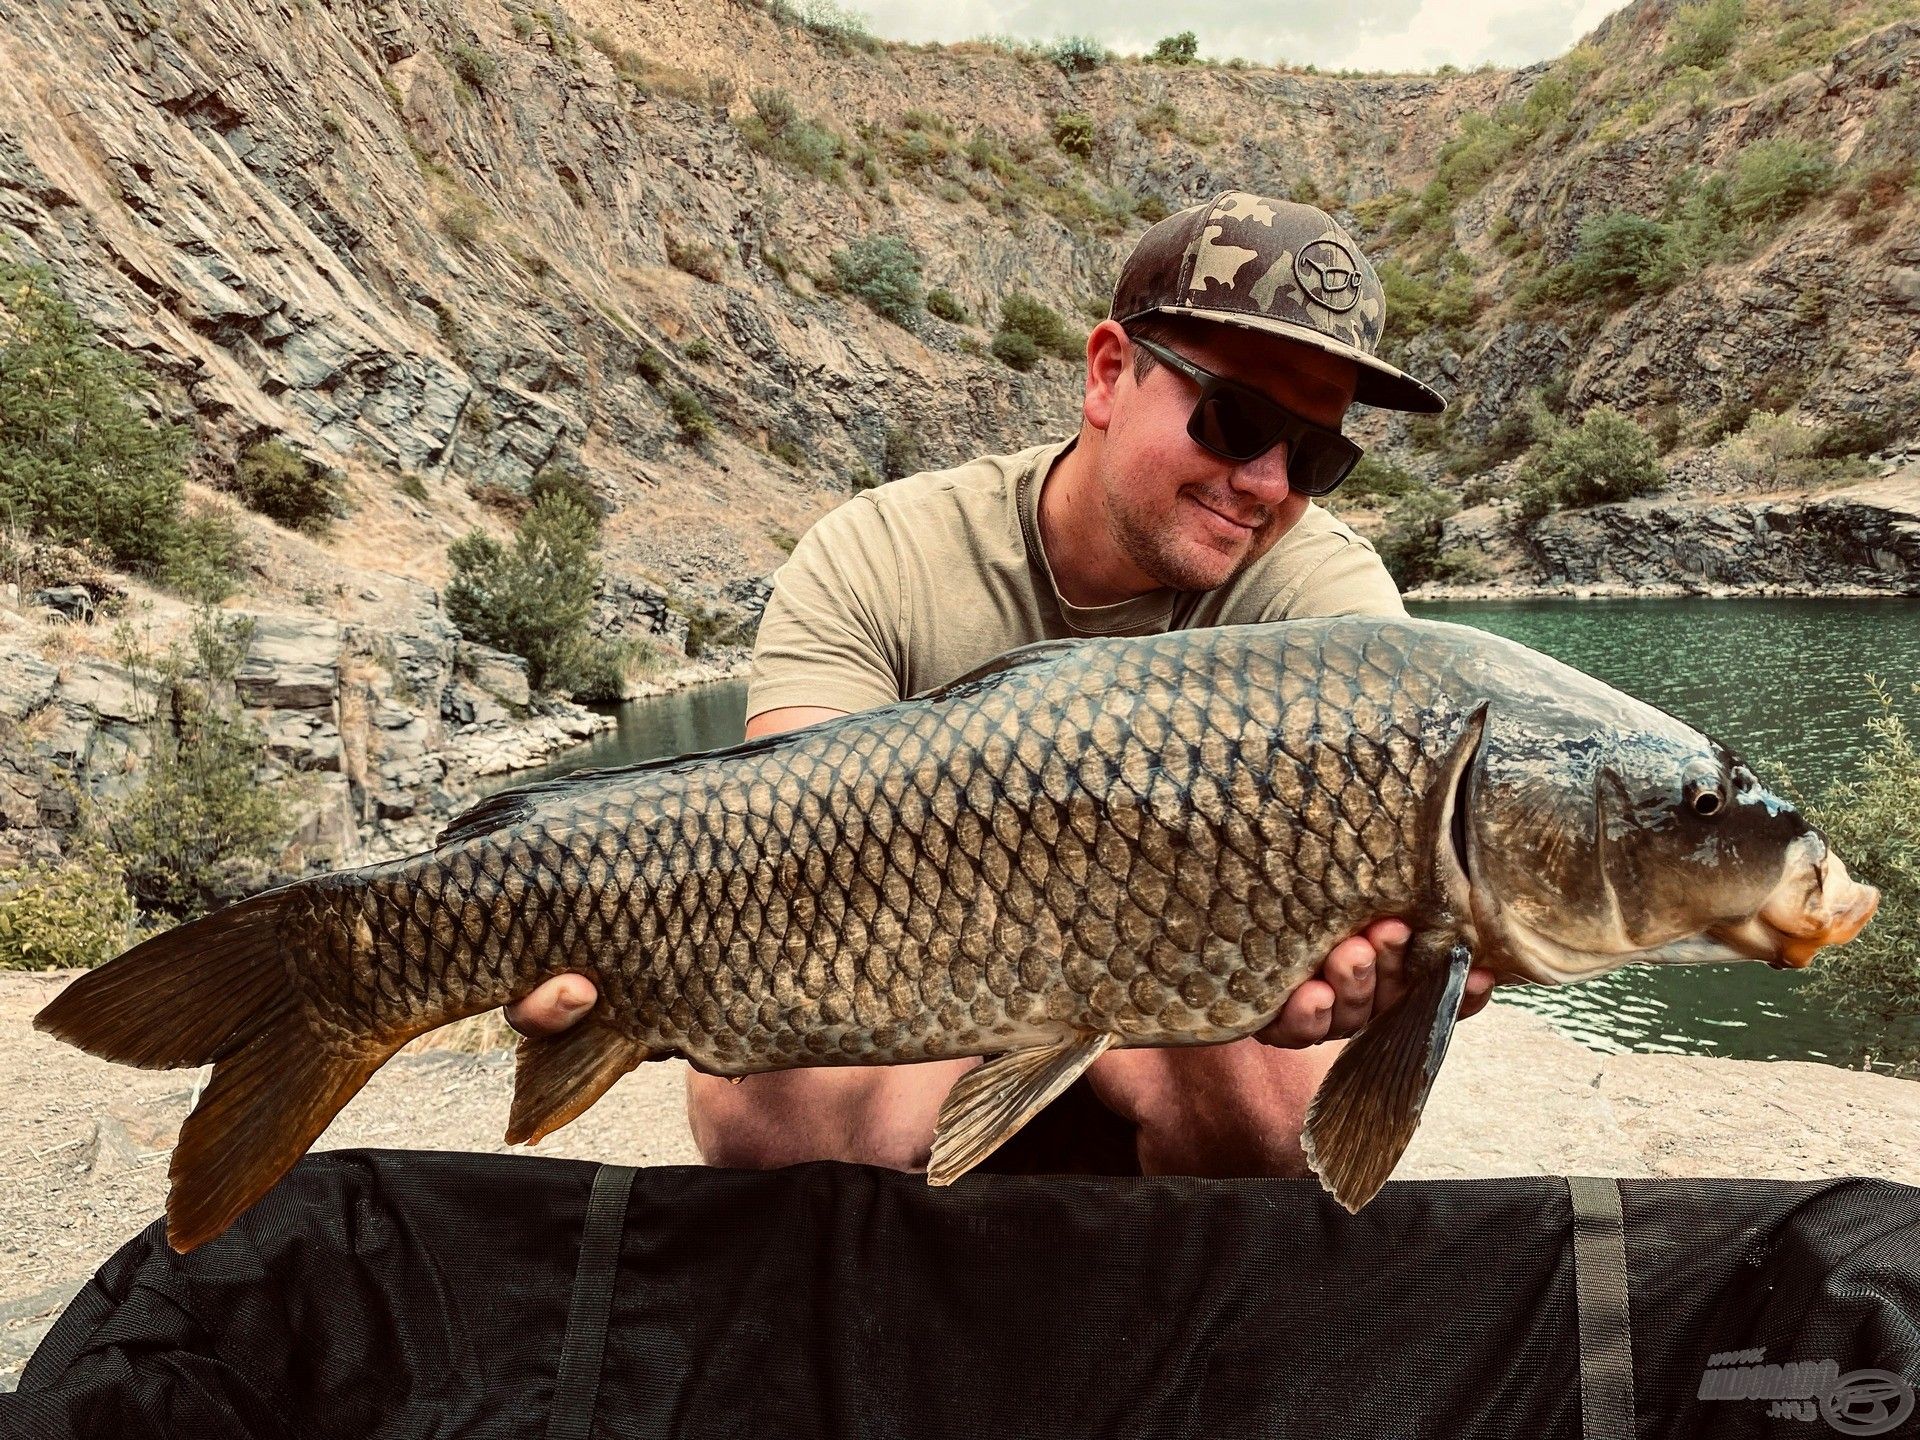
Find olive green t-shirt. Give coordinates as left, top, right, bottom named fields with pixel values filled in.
left=746, top=436, right=1405, bottom=720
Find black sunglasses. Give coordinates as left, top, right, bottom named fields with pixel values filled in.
left=1129, top=336, right=1363, bottom=497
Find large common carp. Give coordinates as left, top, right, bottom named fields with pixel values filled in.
left=38, top=618, right=1877, bottom=1251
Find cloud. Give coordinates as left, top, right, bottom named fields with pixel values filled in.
left=852, top=0, right=1626, bottom=71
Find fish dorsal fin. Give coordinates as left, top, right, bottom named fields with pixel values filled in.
left=1301, top=937, right=1473, bottom=1212
left=916, top=638, right=1086, bottom=701
left=927, top=1032, right=1115, bottom=1185
left=435, top=727, right=802, bottom=847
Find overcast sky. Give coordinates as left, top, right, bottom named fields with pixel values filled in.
left=862, top=0, right=1627, bottom=73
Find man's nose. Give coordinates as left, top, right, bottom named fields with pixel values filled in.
left=1228, top=443, right=1292, bottom=504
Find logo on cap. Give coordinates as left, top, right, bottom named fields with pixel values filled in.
left=1294, top=239, right=1362, bottom=313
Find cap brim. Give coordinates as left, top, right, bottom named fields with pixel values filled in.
left=1124, top=304, right=1449, bottom=415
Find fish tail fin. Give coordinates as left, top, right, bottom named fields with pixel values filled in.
left=34, top=889, right=298, bottom=1069
left=34, top=887, right=395, bottom=1252
left=165, top=1008, right=389, bottom=1252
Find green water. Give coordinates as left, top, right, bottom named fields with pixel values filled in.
left=531, top=599, right=1918, bottom=1066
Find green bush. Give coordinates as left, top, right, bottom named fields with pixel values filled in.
left=739, top=89, right=843, bottom=178
left=1729, top=138, right=1834, bottom=228
left=634, top=344, right=668, bottom=385
left=161, top=502, right=246, bottom=604
left=0, top=258, right=189, bottom=576
left=107, top=611, right=288, bottom=916
left=990, top=330, right=1038, bottom=371
left=1562, top=211, right=1677, bottom=298
left=1151, top=30, right=1198, bottom=64
left=1044, top=35, right=1106, bottom=72
left=1516, top=407, right=1664, bottom=522
left=1373, top=486, right=1459, bottom=588
left=445, top=494, right=600, bottom=691
left=664, top=233, right=725, bottom=282
left=1661, top=0, right=1743, bottom=70
left=0, top=842, right=133, bottom=970
left=233, top=439, right=345, bottom=534
left=1339, top=454, right=1425, bottom=503
left=682, top=336, right=715, bottom=362
left=829, top=235, right=924, bottom=327
left=667, top=387, right=715, bottom=443
left=998, top=292, right=1082, bottom=361
left=882, top=424, right=922, bottom=481
left=528, top=462, right=599, bottom=526
left=925, top=288, right=970, bottom=324
left=448, top=42, right=500, bottom=93
left=1802, top=681, right=1920, bottom=1069
left=1051, top=112, right=1096, bottom=159
left=560, top=636, right=658, bottom=702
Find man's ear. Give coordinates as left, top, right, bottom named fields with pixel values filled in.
left=1083, top=320, right=1131, bottom=434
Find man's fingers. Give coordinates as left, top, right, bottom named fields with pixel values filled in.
left=1459, top=966, right=1496, bottom=1019
left=1322, top=937, right=1376, bottom=1038
left=1363, top=918, right=1411, bottom=1014
left=505, top=973, right=598, bottom=1038
left=1255, top=978, right=1335, bottom=1049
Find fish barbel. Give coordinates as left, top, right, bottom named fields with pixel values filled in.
left=37, top=618, right=1878, bottom=1250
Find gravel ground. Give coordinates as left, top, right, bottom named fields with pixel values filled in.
left=6, top=969, right=1918, bottom=1389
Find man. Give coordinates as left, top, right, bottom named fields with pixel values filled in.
left=509, top=192, right=1497, bottom=1177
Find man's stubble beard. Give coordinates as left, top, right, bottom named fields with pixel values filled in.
left=1103, top=472, right=1268, bottom=595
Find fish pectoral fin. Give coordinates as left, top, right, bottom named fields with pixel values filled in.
left=927, top=1033, right=1116, bottom=1186
left=1302, top=935, right=1473, bottom=1214
left=505, top=1012, right=651, bottom=1147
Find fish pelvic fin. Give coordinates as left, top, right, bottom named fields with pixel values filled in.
left=1302, top=935, right=1473, bottom=1214
left=927, top=1032, right=1115, bottom=1186
left=506, top=1013, right=652, bottom=1146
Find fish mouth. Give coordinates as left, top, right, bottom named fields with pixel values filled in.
left=1710, top=841, right=1880, bottom=970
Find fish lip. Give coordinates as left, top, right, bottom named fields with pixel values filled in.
left=1711, top=845, right=1879, bottom=969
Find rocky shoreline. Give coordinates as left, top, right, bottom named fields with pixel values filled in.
left=1410, top=472, right=1920, bottom=601
left=0, top=574, right=762, bottom=880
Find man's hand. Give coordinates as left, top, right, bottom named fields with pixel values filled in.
left=1252, top=918, right=1495, bottom=1049
left=506, top=973, right=597, bottom=1038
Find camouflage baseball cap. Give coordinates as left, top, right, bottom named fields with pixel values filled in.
left=1110, top=191, right=1447, bottom=414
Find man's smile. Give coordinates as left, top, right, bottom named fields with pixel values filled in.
left=1183, top=490, right=1266, bottom=537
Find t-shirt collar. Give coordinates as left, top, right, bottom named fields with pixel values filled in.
left=1015, top=436, right=1178, bottom=637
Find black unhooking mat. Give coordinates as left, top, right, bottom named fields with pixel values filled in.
left=3, top=1152, right=1917, bottom=1439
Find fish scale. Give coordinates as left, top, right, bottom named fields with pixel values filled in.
left=40, top=615, right=1877, bottom=1251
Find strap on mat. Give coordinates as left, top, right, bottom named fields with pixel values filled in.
left=546, top=1163, right=638, bottom=1440
left=1569, top=1175, right=1637, bottom=1440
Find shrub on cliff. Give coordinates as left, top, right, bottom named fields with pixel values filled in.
left=997, top=293, right=1082, bottom=362
left=106, top=610, right=289, bottom=917
left=0, top=257, right=188, bottom=576
left=829, top=236, right=924, bottom=327
left=1151, top=31, right=1198, bottom=64
left=1515, top=407, right=1664, bottom=522
left=1372, top=485, right=1485, bottom=588
left=1660, top=0, right=1742, bottom=70
left=1729, top=138, right=1834, bottom=229
left=445, top=494, right=600, bottom=692
left=233, top=438, right=346, bottom=535
left=1803, top=682, right=1920, bottom=1072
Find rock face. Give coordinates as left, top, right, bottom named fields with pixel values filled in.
left=0, top=600, right=611, bottom=875
left=1417, top=471, right=1920, bottom=598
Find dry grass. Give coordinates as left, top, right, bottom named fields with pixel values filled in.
left=402, top=1009, right=517, bottom=1054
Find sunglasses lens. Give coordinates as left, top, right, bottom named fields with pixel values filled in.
left=1193, top=390, right=1277, bottom=462
left=1287, top=435, right=1360, bottom=496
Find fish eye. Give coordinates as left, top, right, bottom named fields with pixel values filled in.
left=1684, top=773, right=1725, bottom=818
